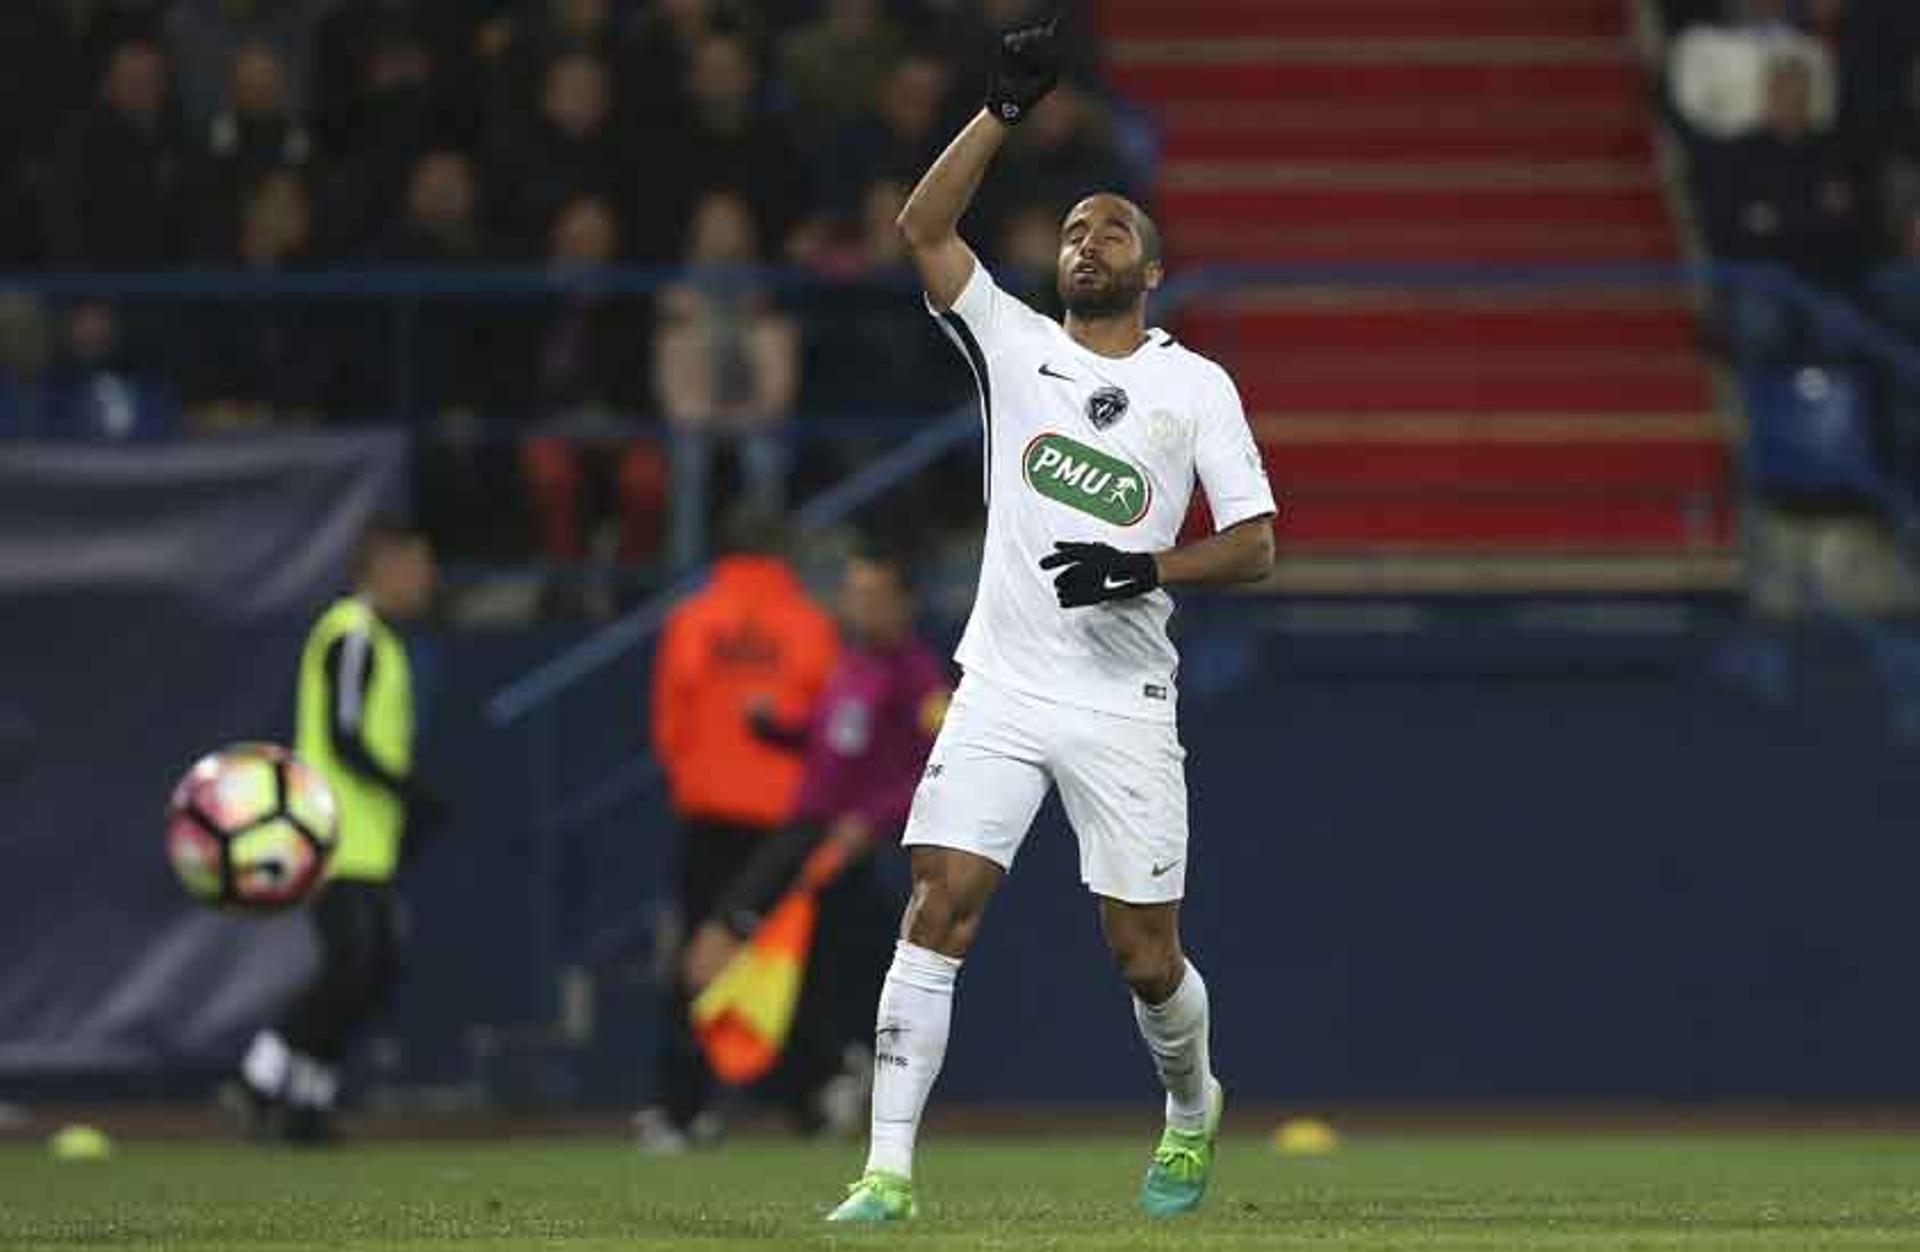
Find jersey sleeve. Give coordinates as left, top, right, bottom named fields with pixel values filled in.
left=1194, top=369, right=1278, bottom=532
left=927, top=253, right=1047, bottom=363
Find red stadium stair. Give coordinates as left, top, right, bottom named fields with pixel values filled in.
left=1098, top=0, right=1738, bottom=593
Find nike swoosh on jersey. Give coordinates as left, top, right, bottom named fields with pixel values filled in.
left=1150, top=860, right=1182, bottom=877
left=1038, top=363, right=1077, bottom=381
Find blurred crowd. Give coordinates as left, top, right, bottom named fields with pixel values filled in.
left=0, top=0, right=1145, bottom=579
left=1663, top=0, right=1920, bottom=353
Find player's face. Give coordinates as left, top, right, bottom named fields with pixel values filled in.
left=1057, top=197, right=1162, bottom=319
left=840, top=559, right=911, bottom=646
left=377, top=540, right=437, bottom=621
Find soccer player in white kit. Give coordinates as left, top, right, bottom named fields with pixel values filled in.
left=827, top=12, right=1277, bottom=1224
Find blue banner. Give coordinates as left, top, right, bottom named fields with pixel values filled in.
left=0, top=434, right=406, bottom=1073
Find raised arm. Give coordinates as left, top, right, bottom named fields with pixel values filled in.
left=896, top=111, right=1011, bottom=310
left=896, top=13, right=1060, bottom=310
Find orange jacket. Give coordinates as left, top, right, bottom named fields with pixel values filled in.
left=652, top=556, right=838, bottom=828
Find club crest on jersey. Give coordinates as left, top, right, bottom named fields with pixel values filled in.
left=1022, top=432, right=1152, bottom=526
left=1086, top=385, right=1130, bottom=431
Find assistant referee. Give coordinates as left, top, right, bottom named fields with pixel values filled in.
left=238, top=519, right=440, bottom=1143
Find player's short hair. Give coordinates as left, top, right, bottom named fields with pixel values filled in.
left=717, top=503, right=788, bottom=558
left=848, top=536, right=916, bottom=595
left=1133, top=202, right=1164, bottom=267
left=353, top=517, right=426, bottom=581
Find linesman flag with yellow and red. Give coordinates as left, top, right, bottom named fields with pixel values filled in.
left=690, top=836, right=851, bottom=1085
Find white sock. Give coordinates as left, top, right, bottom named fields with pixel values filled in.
left=242, top=1030, right=290, bottom=1098
left=864, top=940, right=961, bottom=1180
left=285, top=1050, right=340, bottom=1111
left=1133, top=958, right=1214, bottom=1132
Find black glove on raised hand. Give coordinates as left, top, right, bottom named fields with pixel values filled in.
left=1040, top=541, right=1160, bottom=608
left=985, top=11, right=1060, bottom=126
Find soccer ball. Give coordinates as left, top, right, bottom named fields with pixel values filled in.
left=165, top=743, right=338, bottom=912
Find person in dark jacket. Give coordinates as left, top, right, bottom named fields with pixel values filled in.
left=46, top=39, right=187, bottom=268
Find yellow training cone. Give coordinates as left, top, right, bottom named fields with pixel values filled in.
left=48, top=1124, right=113, bottom=1162
left=1273, top=1117, right=1339, bottom=1156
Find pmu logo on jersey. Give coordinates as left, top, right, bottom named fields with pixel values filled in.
left=1022, top=433, right=1152, bottom=526
left=1087, top=385, right=1130, bottom=431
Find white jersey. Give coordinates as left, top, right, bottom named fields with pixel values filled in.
left=930, top=259, right=1276, bottom=723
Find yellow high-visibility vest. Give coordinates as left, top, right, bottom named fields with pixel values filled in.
left=296, top=596, right=413, bottom=882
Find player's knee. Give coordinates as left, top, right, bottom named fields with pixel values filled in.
left=1111, top=936, right=1182, bottom=1003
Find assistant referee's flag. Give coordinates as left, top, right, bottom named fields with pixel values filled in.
left=690, top=836, right=850, bottom=1085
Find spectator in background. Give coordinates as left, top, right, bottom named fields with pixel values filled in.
left=190, top=43, right=314, bottom=257
left=185, top=171, right=330, bottom=428
left=312, top=7, right=462, bottom=255
left=379, top=149, right=490, bottom=268
left=807, top=179, right=914, bottom=282
left=0, top=3, right=86, bottom=267
left=0, top=301, right=180, bottom=441
left=386, top=151, right=525, bottom=559
left=521, top=195, right=668, bottom=593
left=1671, top=1, right=1837, bottom=138
left=825, top=53, right=950, bottom=218
left=627, top=0, right=761, bottom=131
left=491, top=51, right=633, bottom=255
left=781, top=0, right=906, bottom=146
left=485, top=0, right=639, bottom=124
left=1880, top=54, right=1920, bottom=255
left=70, top=1, right=172, bottom=71
left=1866, top=44, right=1920, bottom=334
left=47, top=40, right=186, bottom=268
left=996, top=201, right=1067, bottom=318
left=1699, top=55, right=1866, bottom=358
left=1701, top=55, right=1864, bottom=275
left=641, top=505, right=839, bottom=1151
left=655, top=191, right=800, bottom=571
left=668, top=32, right=815, bottom=260
left=164, top=0, right=326, bottom=132
left=803, top=179, right=956, bottom=419
left=0, top=293, right=54, bottom=437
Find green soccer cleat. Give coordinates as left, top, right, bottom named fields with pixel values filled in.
left=826, top=1170, right=917, bottom=1223
left=1139, top=1077, right=1225, bottom=1217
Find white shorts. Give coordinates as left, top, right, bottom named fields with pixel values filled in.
left=901, top=672, right=1190, bottom=904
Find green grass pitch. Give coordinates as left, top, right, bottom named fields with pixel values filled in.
left=4, top=1133, right=1920, bottom=1250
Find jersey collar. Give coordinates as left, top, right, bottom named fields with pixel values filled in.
left=1062, top=325, right=1171, bottom=368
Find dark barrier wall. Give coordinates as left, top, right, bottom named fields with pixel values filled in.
left=393, top=615, right=1920, bottom=1106
left=8, top=556, right=1920, bottom=1098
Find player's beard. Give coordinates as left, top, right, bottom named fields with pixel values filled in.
left=1060, top=261, right=1148, bottom=320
